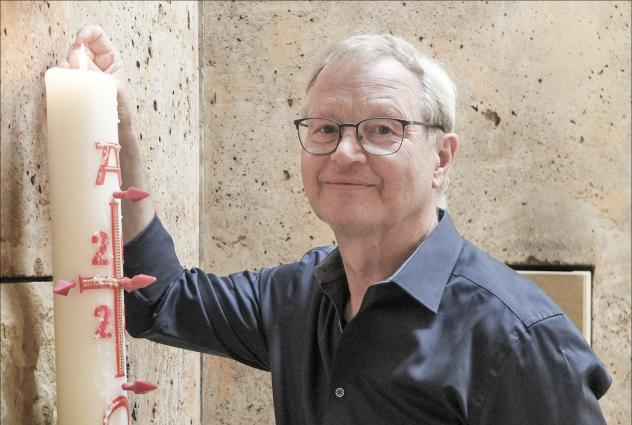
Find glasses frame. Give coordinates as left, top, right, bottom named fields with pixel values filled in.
left=293, top=117, right=445, bottom=156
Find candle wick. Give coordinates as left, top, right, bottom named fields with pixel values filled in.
left=79, top=44, right=87, bottom=71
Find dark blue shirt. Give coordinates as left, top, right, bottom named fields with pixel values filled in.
left=124, top=211, right=611, bottom=425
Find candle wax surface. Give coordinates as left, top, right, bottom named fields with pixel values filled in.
left=46, top=66, right=130, bottom=425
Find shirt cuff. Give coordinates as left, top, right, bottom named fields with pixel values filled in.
left=123, top=214, right=183, bottom=305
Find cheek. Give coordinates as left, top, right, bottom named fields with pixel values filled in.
left=301, top=153, right=321, bottom=196
left=379, top=145, right=436, bottom=196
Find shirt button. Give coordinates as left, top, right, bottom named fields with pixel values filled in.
left=335, top=387, right=345, bottom=398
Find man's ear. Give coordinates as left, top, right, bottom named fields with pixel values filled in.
left=432, top=133, right=458, bottom=190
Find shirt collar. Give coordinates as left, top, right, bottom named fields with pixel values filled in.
left=314, top=210, right=464, bottom=314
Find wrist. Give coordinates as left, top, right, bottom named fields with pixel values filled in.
left=118, top=119, right=140, bottom=156
left=118, top=118, right=135, bottom=137
left=117, top=88, right=135, bottom=130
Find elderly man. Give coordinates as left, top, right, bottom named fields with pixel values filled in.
left=64, top=26, right=610, bottom=425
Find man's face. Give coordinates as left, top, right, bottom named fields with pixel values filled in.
left=301, top=56, right=449, bottom=235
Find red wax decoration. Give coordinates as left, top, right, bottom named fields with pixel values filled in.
left=95, top=143, right=121, bottom=186
left=91, top=230, right=110, bottom=266
left=53, top=279, right=76, bottom=296
left=118, top=274, right=156, bottom=292
left=112, top=186, right=150, bottom=202
left=102, top=395, right=130, bottom=425
left=122, top=380, right=158, bottom=394
left=79, top=275, right=125, bottom=377
left=110, top=200, right=123, bottom=279
left=93, top=305, right=113, bottom=339
left=76, top=198, right=127, bottom=378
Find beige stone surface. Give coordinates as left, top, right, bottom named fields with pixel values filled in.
left=1, top=282, right=56, bottom=425
left=203, top=356, right=274, bottom=425
left=200, top=1, right=630, bottom=424
left=1, top=1, right=200, bottom=425
left=126, top=339, right=200, bottom=425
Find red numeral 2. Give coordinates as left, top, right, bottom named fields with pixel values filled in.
left=94, top=305, right=113, bottom=339
left=91, top=230, right=109, bottom=266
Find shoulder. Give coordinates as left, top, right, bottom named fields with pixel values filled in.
left=274, top=245, right=336, bottom=276
left=450, top=240, right=562, bottom=328
left=304, top=245, right=338, bottom=262
left=260, top=245, right=336, bottom=277
left=259, top=245, right=336, bottom=296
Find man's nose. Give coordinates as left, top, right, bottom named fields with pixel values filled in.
left=330, top=127, right=367, bottom=163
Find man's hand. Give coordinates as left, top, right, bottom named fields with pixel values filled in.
left=60, top=25, right=155, bottom=243
left=59, top=25, right=134, bottom=131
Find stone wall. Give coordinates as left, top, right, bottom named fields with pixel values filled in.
left=1, top=1, right=630, bottom=425
left=200, top=2, right=630, bottom=424
left=1, top=1, right=200, bottom=424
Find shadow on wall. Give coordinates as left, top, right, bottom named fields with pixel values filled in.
left=1, top=113, right=25, bottom=275
left=1, top=77, right=50, bottom=278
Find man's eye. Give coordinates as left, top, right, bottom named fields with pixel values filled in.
left=376, top=126, right=392, bottom=135
left=319, top=125, right=337, bottom=134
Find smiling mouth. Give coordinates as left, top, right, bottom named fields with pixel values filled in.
left=323, top=181, right=375, bottom=187
left=329, top=182, right=368, bottom=185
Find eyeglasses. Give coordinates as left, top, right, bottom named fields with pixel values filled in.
left=293, top=117, right=444, bottom=156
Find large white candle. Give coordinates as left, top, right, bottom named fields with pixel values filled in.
left=46, top=45, right=130, bottom=425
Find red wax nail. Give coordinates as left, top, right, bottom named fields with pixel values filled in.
left=122, top=380, right=158, bottom=394
left=119, top=274, right=156, bottom=292
left=113, top=186, right=150, bottom=202
left=53, top=279, right=76, bottom=296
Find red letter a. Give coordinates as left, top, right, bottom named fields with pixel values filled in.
left=95, top=143, right=122, bottom=186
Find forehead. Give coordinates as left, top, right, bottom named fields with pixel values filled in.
left=305, top=56, right=421, bottom=118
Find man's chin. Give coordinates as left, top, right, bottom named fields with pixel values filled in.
left=316, top=211, right=383, bottom=236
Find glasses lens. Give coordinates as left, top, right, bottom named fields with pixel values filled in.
left=359, top=118, right=404, bottom=155
left=297, top=118, right=339, bottom=154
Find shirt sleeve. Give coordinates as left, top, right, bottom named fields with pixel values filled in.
left=477, top=314, right=611, bottom=425
left=123, top=214, right=288, bottom=371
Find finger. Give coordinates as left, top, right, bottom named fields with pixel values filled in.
left=57, top=59, right=70, bottom=69
left=66, top=42, right=122, bottom=76
left=94, top=50, right=118, bottom=72
left=75, top=25, right=116, bottom=56
left=103, top=57, right=123, bottom=75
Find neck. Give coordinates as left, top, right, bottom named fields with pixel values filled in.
left=333, top=208, right=439, bottom=321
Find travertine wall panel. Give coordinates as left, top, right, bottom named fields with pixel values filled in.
left=1, top=1, right=200, bottom=424
left=200, top=2, right=630, bottom=424
left=1, top=283, right=56, bottom=425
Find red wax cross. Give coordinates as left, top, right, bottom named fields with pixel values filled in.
left=54, top=141, right=155, bottom=418
left=79, top=199, right=126, bottom=377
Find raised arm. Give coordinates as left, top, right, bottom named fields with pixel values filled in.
left=61, top=25, right=155, bottom=243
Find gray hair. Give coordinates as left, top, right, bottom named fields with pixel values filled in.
left=305, top=34, right=457, bottom=208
